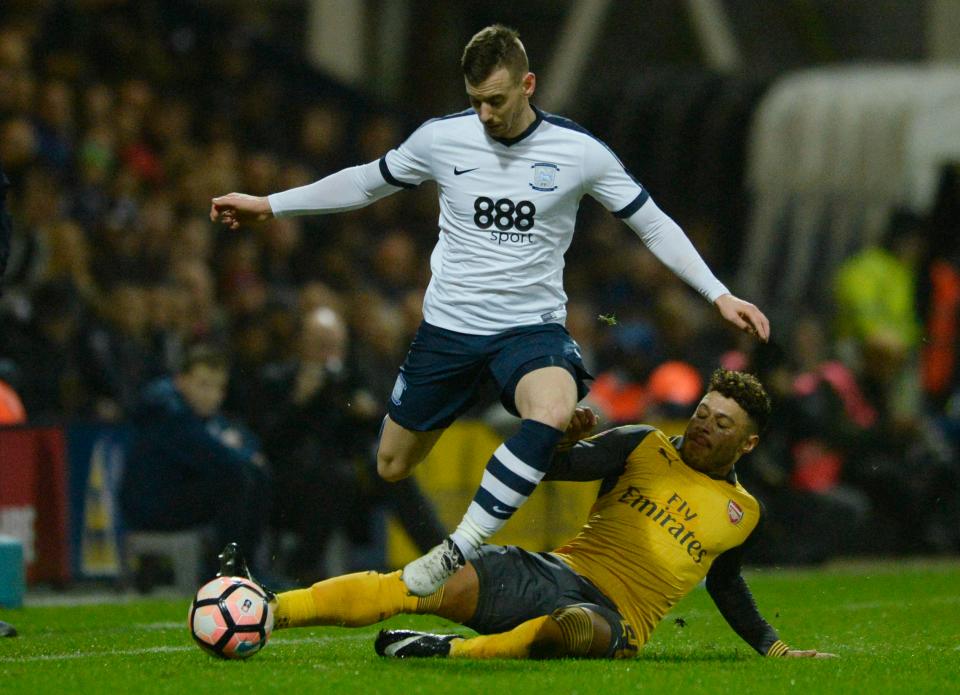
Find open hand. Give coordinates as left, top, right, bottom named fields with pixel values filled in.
left=561, top=406, right=599, bottom=446
left=209, top=192, right=273, bottom=230
left=784, top=649, right=838, bottom=659
left=714, top=293, right=770, bottom=342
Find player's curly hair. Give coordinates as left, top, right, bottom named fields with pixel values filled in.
left=461, top=24, right=529, bottom=85
left=708, top=368, right=771, bottom=433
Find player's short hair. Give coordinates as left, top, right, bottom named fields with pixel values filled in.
left=179, top=344, right=229, bottom=375
left=707, top=368, right=771, bottom=433
left=461, top=24, right=529, bottom=85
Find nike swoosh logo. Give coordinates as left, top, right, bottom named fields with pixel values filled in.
left=384, top=635, right=424, bottom=657
left=454, top=167, right=479, bottom=176
left=492, top=504, right=513, bottom=515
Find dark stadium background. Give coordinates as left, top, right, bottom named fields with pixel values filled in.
left=1, top=0, right=958, bottom=597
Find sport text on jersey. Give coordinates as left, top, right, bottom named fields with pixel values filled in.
left=617, top=488, right=707, bottom=563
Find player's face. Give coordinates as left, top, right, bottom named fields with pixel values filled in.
left=466, top=66, right=535, bottom=139
left=176, top=365, right=229, bottom=418
left=680, top=392, right=759, bottom=476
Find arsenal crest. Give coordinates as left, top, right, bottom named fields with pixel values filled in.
left=727, top=499, right=744, bottom=525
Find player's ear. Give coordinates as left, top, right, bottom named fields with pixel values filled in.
left=740, top=433, right=759, bottom=455
left=522, top=72, right=536, bottom=97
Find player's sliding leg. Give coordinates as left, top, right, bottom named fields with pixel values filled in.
left=403, top=366, right=574, bottom=596
left=215, top=543, right=436, bottom=628
left=273, top=571, right=427, bottom=629
left=376, top=604, right=612, bottom=659
left=273, top=560, right=481, bottom=630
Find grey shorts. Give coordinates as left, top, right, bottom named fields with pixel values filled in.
left=466, top=545, right=637, bottom=658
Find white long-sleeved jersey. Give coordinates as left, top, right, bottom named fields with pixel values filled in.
left=269, top=106, right=728, bottom=335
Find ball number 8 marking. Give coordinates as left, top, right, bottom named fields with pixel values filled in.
left=474, top=197, right=536, bottom=231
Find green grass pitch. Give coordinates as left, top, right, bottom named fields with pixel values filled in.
left=1, top=560, right=957, bottom=694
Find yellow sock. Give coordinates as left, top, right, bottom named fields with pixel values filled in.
left=274, top=570, right=442, bottom=629
left=449, top=615, right=557, bottom=659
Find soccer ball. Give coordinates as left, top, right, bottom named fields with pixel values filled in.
left=189, top=576, right=274, bottom=659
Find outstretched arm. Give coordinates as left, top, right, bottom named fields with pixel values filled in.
left=706, top=542, right=836, bottom=658
left=622, top=199, right=770, bottom=342
left=545, top=423, right=654, bottom=482
left=210, top=160, right=399, bottom=230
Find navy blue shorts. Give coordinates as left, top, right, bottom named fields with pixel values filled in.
left=387, top=321, right=592, bottom=432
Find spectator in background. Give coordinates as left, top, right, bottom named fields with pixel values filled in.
left=39, top=219, right=98, bottom=304
left=843, top=329, right=958, bottom=552
left=741, top=327, right=873, bottom=564
left=169, top=259, right=227, bottom=344
left=0, top=158, right=19, bottom=639
left=256, top=306, right=445, bottom=580
left=83, top=283, right=161, bottom=420
left=299, top=102, right=349, bottom=174
left=119, top=345, right=271, bottom=579
left=33, top=78, right=74, bottom=175
left=258, top=216, right=312, bottom=299
left=0, top=160, right=17, bottom=415
left=834, top=210, right=927, bottom=427
left=922, top=165, right=960, bottom=408
left=830, top=210, right=960, bottom=550
left=223, top=308, right=277, bottom=425
left=256, top=306, right=376, bottom=579
left=0, top=375, right=26, bottom=424
left=146, top=281, right=191, bottom=375
left=0, top=118, right=37, bottom=182
left=2, top=166, right=61, bottom=291
left=1, top=161, right=11, bottom=282
left=835, top=211, right=925, bottom=349
left=3, top=279, right=89, bottom=421
left=643, top=360, right=704, bottom=434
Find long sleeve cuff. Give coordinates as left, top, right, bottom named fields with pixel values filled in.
left=766, top=640, right=791, bottom=657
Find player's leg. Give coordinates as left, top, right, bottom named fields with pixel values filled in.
left=404, top=329, right=589, bottom=595
left=513, top=365, right=580, bottom=427
left=376, top=321, right=488, bottom=483
left=446, top=365, right=575, bottom=558
left=380, top=546, right=632, bottom=659
left=375, top=416, right=445, bottom=482
left=447, top=604, right=613, bottom=658
left=384, top=323, right=502, bottom=594
left=440, top=326, right=589, bottom=573
left=271, top=561, right=480, bottom=630
left=376, top=605, right=613, bottom=659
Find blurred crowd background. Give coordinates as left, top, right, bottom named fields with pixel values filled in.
left=2, top=0, right=960, bottom=585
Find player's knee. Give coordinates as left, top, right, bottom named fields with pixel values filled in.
left=548, top=605, right=609, bottom=658
left=525, top=402, right=576, bottom=431
left=376, top=450, right=413, bottom=482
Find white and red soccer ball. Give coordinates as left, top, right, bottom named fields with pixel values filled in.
left=189, top=576, right=274, bottom=659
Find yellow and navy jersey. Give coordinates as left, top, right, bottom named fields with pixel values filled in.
left=548, top=425, right=783, bottom=655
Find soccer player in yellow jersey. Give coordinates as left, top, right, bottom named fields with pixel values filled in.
left=217, top=369, right=834, bottom=659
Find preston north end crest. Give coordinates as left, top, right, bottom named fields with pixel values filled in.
left=530, top=162, right=559, bottom=191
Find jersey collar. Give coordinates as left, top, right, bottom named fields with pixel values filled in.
left=491, top=105, right=543, bottom=147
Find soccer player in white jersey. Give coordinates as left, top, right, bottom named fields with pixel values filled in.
left=210, top=25, right=771, bottom=596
